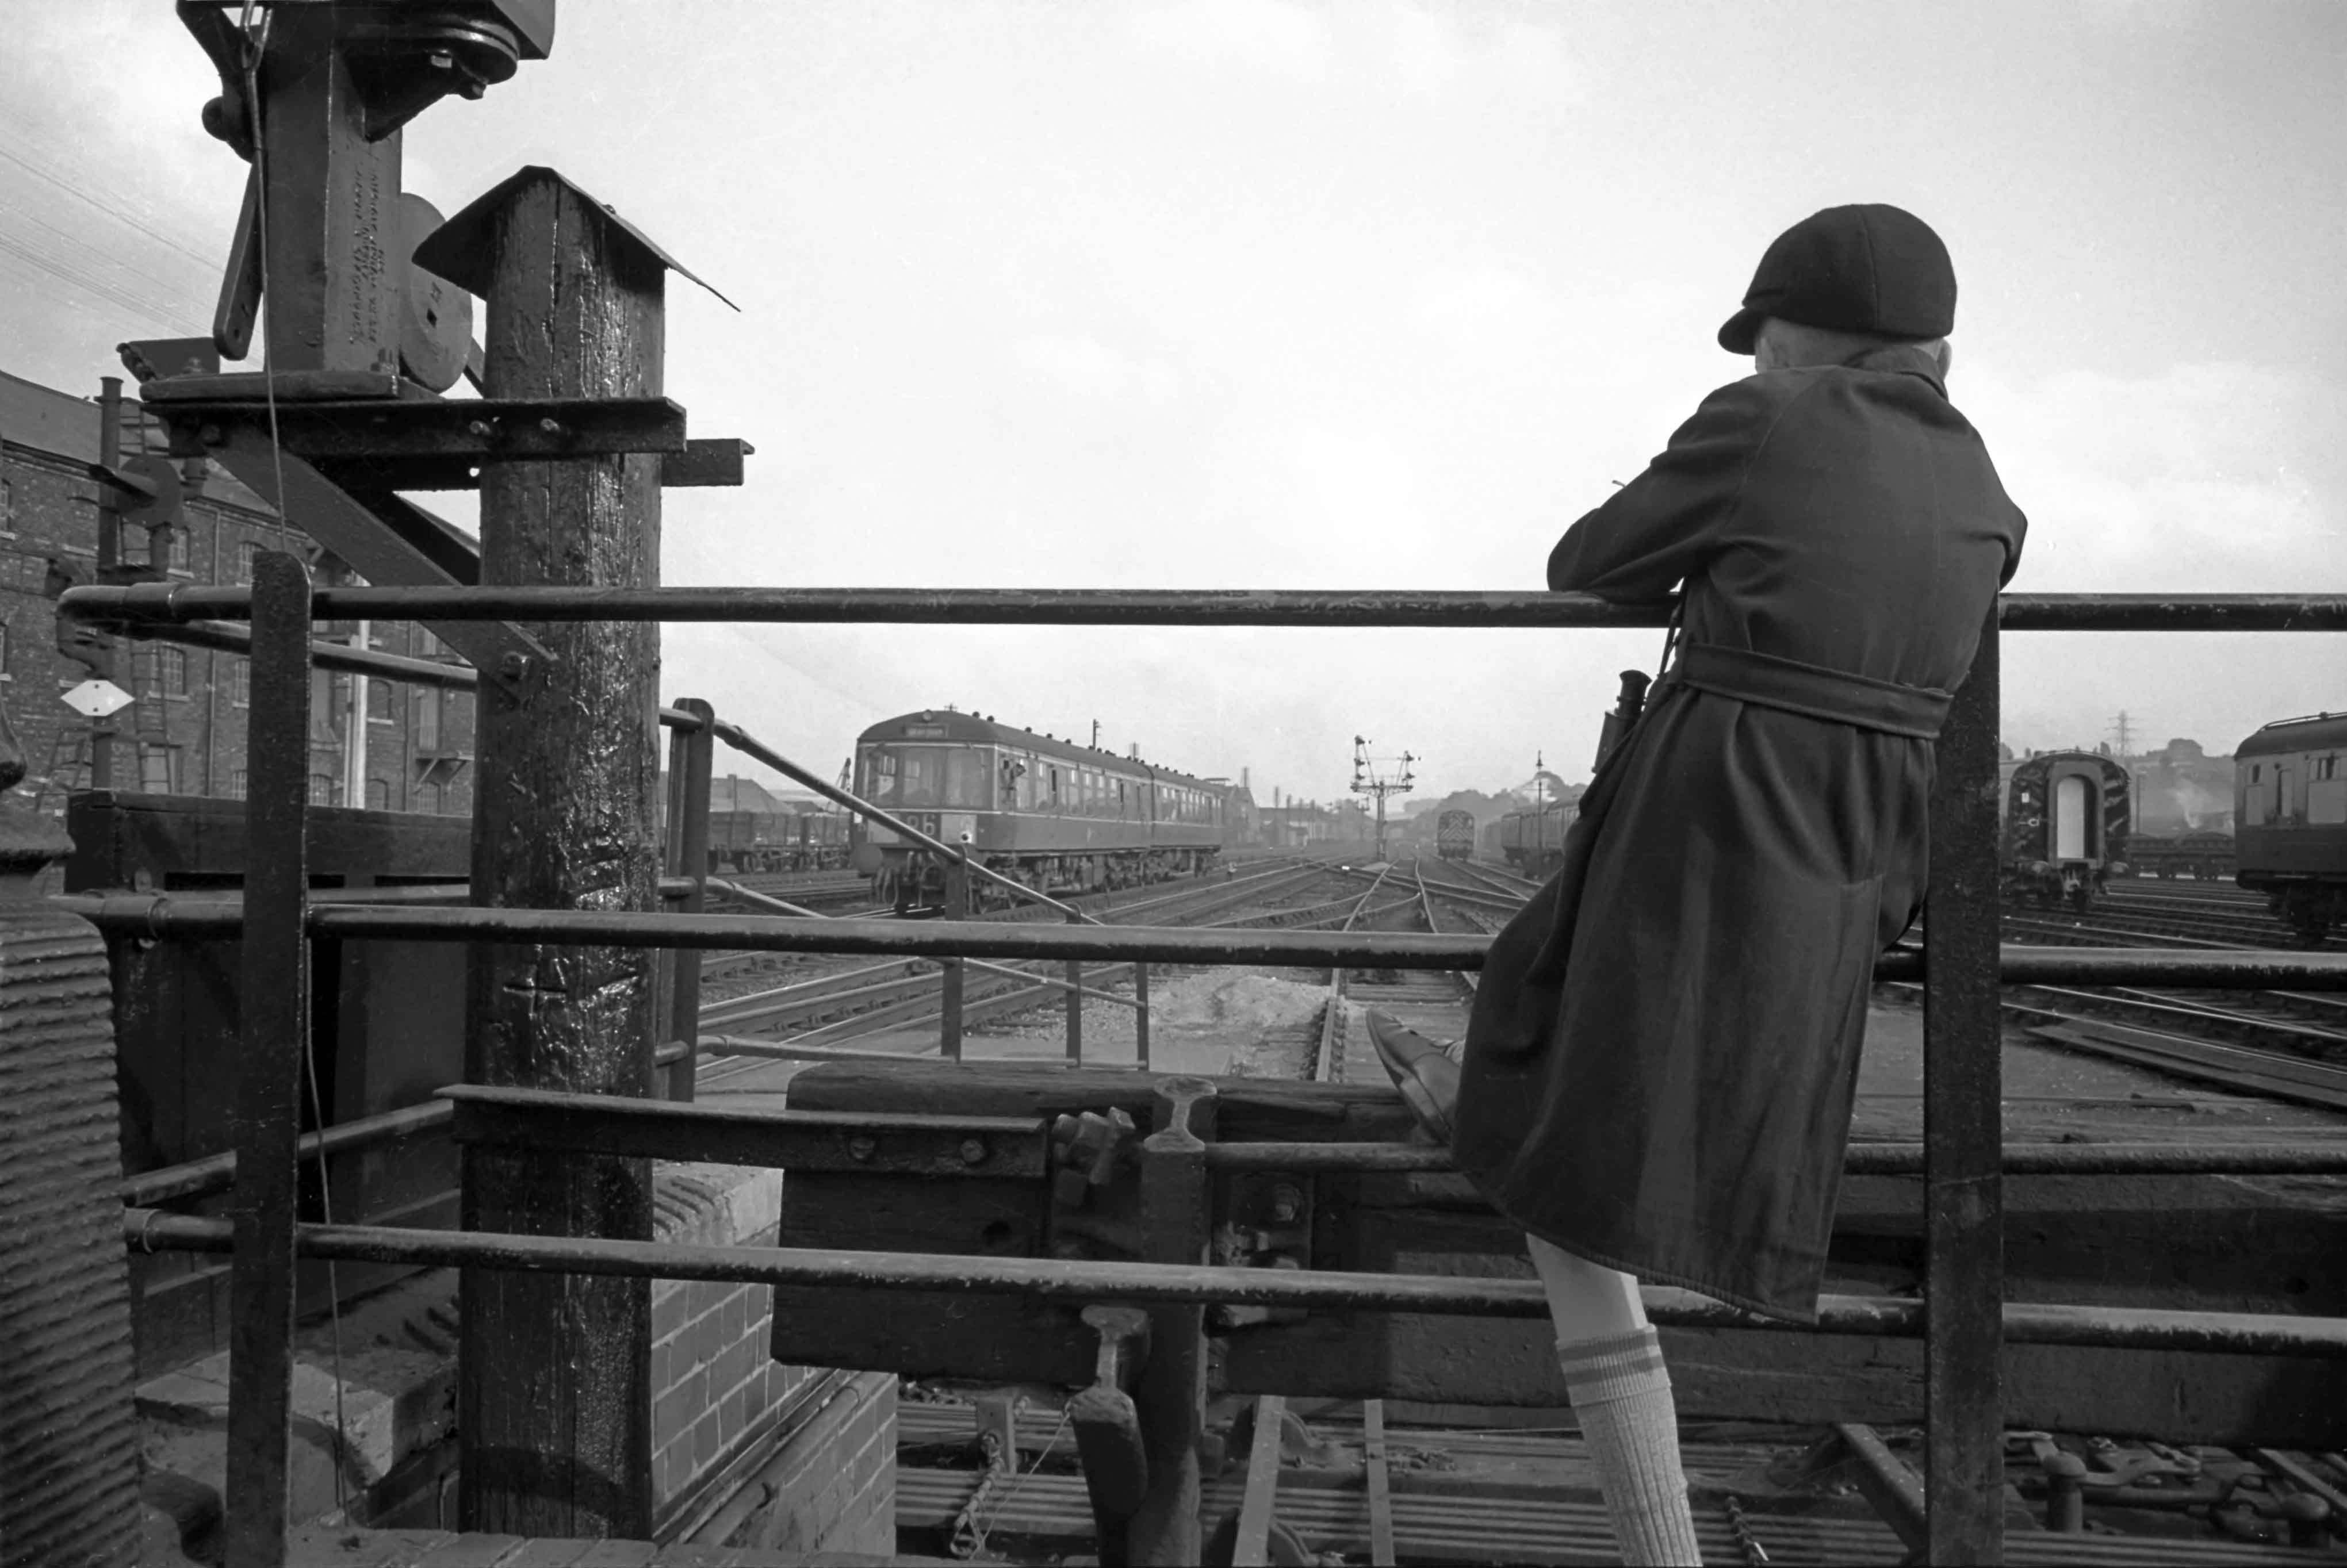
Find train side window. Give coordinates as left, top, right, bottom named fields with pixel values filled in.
left=1050, top=767, right=1061, bottom=808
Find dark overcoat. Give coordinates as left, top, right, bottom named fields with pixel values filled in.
left=1454, top=344, right=2027, bottom=1322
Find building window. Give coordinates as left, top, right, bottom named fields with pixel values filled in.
left=309, top=773, right=339, bottom=807
left=164, top=527, right=190, bottom=575
left=137, top=742, right=175, bottom=795
left=0, top=474, right=13, bottom=535
left=0, top=620, right=11, bottom=679
left=414, top=688, right=442, bottom=752
left=230, top=658, right=250, bottom=708
left=365, top=776, right=390, bottom=810
left=158, top=646, right=187, bottom=696
left=227, top=768, right=247, bottom=800
left=367, top=679, right=392, bottom=723
left=415, top=626, right=445, bottom=659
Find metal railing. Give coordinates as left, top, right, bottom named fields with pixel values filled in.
left=60, top=574, right=2347, bottom=1565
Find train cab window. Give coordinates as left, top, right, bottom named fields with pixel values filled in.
left=863, top=750, right=900, bottom=803
left=945, top=749, right=987, bottom=808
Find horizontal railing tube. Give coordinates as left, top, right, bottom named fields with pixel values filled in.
left=48, top=899, right=2347, bottom=990
left=117, top=1213, right=2347, bottom=1359
left=118, top=1041, right=692, bottom=1208
left=1203, top=1140, right=2347, bottom=1177
left=58, top=584, right=2347, bottom=632
left=71, top=614, right=708, bottom=731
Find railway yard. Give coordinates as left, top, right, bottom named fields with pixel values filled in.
left=9, top=8, right=2347, bottom=1568
left=626, top=852, right=2347, bottom=1565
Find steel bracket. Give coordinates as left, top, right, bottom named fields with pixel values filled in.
left=173, top=425, right=546, bottom=698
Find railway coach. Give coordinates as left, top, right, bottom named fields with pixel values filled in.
left=1497, top=799, right=1575, bottom=878
left=2235, top=710, right=2347, bottom=945
left=2000, top=749, right=2132, bottom=911
left=848, top=710, right=1229, bottom=908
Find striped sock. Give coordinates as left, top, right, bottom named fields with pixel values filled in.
left=1559, top=1326, right=1705, bottom=1566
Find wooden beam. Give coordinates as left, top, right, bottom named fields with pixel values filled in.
left=1363, top=1400, right=1396, bottom=1567
left=1232, top=1395, right=1287, bottom=1567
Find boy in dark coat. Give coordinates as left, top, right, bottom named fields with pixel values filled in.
left=1370, top=203, right=2027, bottom=1565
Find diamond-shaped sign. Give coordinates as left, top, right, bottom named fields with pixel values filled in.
left=62, top=679, right=133, bottom=719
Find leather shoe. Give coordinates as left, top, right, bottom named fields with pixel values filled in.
left=1365, top=1010, right=1461, bottom=1145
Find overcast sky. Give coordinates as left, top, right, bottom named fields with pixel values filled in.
left=5, top=1, right=2341, bottom=804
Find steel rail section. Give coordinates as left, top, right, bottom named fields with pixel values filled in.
left=1200, top=1139, right=2347, bottom=1176
left=118, top=1211, right=2347, bottom=1359
left=59, top=584, right=2347, bottom=631
left=50, top=898, right=2347, bottom=988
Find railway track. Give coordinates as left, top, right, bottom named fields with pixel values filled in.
left=690, top=854, right=1398, bottom=1071
left=1373, top=854, right=2347, bottom=1114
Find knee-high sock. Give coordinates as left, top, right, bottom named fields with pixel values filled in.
left=1559, top=1326, right=1704, bottom=1566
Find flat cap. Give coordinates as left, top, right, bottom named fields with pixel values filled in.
left=1718, top=203, right=1955, bottom=354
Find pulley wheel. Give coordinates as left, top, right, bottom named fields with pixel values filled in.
left=399, top=192, right=473, bottom=393
left=114, top=453, right=183, bottom=531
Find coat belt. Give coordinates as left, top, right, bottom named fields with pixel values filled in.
left=1662, top=643, right=1952, bottom=740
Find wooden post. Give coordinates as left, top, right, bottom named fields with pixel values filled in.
left=1923, top=608, right=2004, bottom=1565
left=1134, top=961, right=1151, bottom=1070
left=665, top=698, right=714, bottom=1102
left=1128, top=1078, right=1216, bottom=1565
left=446, top=169, right=669, bottom=1538
left=1066, top=910, right=1085, bottom=1064
left=222, top=553, right=313, bottom=1566
left=940, top=855, right=968, bottom=1060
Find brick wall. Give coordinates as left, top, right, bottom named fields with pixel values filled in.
left=0, top=368, right=477, bottom=821
left=650, top=1162, right=897, bottom=1553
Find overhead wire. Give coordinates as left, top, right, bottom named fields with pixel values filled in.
left=0, top=133, right=227, bottom=269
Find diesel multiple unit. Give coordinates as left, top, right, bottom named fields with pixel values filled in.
left=849, top=710, right=1232, bottom=907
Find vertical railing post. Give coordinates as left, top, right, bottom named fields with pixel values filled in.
left=1128, top=1078, right=1216, bottom=1565
left=1134, top=961, right=1150, bottom=1071
left=1066, top=908, right=1085, bottom=1065
left=939, top=854, right=968, bottom=1060
left=1923, top=607, right=2004, bottom=1565
left=222, top=550, right=313, bottom=1567
left=666, top=698, right=714, bottom=1101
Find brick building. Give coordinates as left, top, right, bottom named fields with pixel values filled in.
left=0, top=367, right=474, bottom=819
